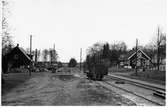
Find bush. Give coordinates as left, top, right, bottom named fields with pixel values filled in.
left=68, top=58, right=77, bottom=67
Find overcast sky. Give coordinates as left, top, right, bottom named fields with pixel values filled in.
left=3, top=0, right=167, bottom=62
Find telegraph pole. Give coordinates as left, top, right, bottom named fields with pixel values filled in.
left=35, top=49, right=37, bottom=63
left=29, top=35, right=32, bottom=76
left=157, top=27, right=160, bottom=71
left=135, top=38, right=138, bottom=76
left=53, top=43, right=55, bottom=63
left=80, top=48, right=82, bottom=71
left=30, top=35, right=32, bottom=56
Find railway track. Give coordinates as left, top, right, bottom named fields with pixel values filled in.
left=81, top=72, right=165, bottom=105
left=107, top=74, right=166, bottom=99
left=108, top=74, right=165, bottom=91
left=94, top=75, right=166, bottom=106
left=96, top=80, right=165, bottom=106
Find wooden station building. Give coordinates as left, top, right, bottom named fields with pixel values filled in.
left=119, top=49, right=151, bottom=69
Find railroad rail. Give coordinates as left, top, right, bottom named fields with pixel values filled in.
left=95, top=74, right=166, bottom=106
left=95, top=80, right=165, bottom=106
left=108, top=74, right=166, bottom=99
left=82, top=72, right=165, bottom=105
left=108, top=74, right=165, bottom=91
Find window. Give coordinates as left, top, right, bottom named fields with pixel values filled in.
left=14, top=54, right=19, bottom=60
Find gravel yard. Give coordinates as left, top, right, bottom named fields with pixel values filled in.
left=2, top=68, right=136, bottom=106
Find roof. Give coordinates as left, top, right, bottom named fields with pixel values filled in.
left=120, top=49, right=151, bottom=61
left=18, top=47, right=32, bottom=61
left=128, top=49, right=151, bottom=60
left=7, top=45, right=32, bottom=62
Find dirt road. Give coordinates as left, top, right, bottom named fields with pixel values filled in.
left=2, top=68, right=136, bottom=106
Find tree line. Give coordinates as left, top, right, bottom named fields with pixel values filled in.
left=85, top=29, right=166, bottom=69
left=86, top=41, right=127, bottom=66
left=25, top=48, right=58, bottom=62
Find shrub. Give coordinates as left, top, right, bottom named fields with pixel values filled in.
left=68, top=58, right=77, bottom=67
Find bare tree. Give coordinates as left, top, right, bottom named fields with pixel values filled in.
left=37, top=49, right=41, bottom=61
left=87, top=42, right=104, bottom=56
left=2, top=0, right=13, bottom=56
left=86, top=41, right=128, bottom=66
left=110, top=41, right=127, bottom=52
left=42, top=49, right=49, bottom=62
left=49, top=49, right=53, bottom=63
left=25, top=48, right=30, bottom=54
left=145, top=27, right=166, bottom=71
left=157, top=27, right=166, bottom=71
left=109, top=41, right=128, bottom=65
left=52, top=49, right=58, bottom=62
left=49, top=48, right=58, bottom=63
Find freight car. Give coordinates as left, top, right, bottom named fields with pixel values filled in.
left=85, top=54, right=110, bottom=80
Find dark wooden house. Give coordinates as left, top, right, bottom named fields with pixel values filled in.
left=2, top=44, right=32, bottom=73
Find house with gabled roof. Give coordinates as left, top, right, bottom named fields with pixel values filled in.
left=2, top=44, right=33, bottom=73
left=119, top=49, right=151, bottom=69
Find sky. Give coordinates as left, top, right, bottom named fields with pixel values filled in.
left=2, top=0, right=167, bottom=62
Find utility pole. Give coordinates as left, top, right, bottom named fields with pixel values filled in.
left=135, top=38, right=138, bottom=76
left=53, top=43, right=55, bottom=63
left=80, top=48, right=82, bottom=71
left=35, top=49, right=37, bottom=63
left=157, top=27, right=160, bottom=71
left=30, top=35, right=32, bottom=57
left=29, top=35, right=32, bottom=76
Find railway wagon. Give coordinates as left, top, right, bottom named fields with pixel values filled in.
left=85, top=54, right=110, bottom=80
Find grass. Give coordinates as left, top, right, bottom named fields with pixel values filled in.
left=2, top=72, right=42, bottom=95
left=108, top=67, right=166, bottom=85
left=130, top=70, right=166, bottom=85
left=108, top=67, right=134, bottom=73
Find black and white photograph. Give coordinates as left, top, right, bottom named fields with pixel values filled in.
left=1, top=0, right=166, bottom=106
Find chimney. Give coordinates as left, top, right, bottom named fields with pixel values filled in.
left=17, top=44, right=19, bottom=47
